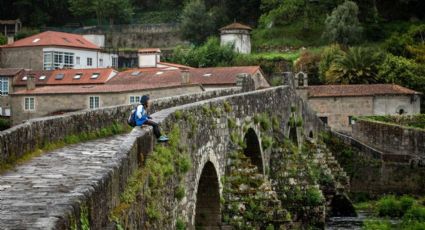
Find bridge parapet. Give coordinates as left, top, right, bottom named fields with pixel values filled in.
left=0, top=88, right=240, bottom=165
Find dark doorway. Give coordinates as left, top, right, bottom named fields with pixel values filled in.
left=195, top=161, right=221, bottom=228
left=243, top=128, right=264, bottom=173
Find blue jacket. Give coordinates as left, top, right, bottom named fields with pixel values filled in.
left=135, top=104, right=149, bottom=126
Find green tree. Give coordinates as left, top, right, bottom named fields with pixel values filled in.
left=378, top=54, right=425, bottom=93
left=325, top=47, right=384, bottom=84
left=384, top=25, right=425, bottom=63
left=69, top=0, right=134, bottom=25
left=322, top=1, right=363, bottom=46
left=0, top=34, right=7, bottom=45
left=319, top=44, right=345, bottom=81
left=180, top=0, right=215, bottom=45
left=169, top=37, right=236, bottom=67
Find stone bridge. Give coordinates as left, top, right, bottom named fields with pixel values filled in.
left=0, top=85, right=351, bottom=229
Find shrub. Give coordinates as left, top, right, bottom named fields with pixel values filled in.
left=176, top=218, right=186, bottom=230
left=377, top=195, right=402, bottom=217
left=14, top=27, right=40, bottom=40
left=305, top=187, right=324, bottom=206
left=0, top=118, right=11, bottom=131
left=294, top=50, right=322, bottom=85
left=363, top=219, right=391, bottom=230
left=0, top=34, right=7, bottom=45
left=403, top=205, right=425, bottom=223
left=400, top=195, right=416, bottom=213
left=175, top=186, right=185, bottom=201
left=318, top=44, right=344, bottom=81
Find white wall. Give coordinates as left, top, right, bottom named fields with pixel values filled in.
left=220, top=31, right=251, bottom=54
left=43, top=47, right=117, bottom=69
left=373, top=95, right=421, bottom=115
left=138, top=54, right=159, bottom=68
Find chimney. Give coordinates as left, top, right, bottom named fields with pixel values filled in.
left=138, top=48, right=161, bottom=68
left=181, top=69, right=190, bottom=84
left=26, top=74, right=36, bottom=90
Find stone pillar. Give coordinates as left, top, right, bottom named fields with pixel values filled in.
left=181, top=69, right=190, bottom=85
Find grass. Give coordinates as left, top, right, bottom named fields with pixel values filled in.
left=110, top=124, right=192, bottom=227
left=250, top=46, right=325, bottom=63
left=252, top=20, right=326, bottom=50
left=0, top=122, right=130, bottom=175
left=359, top=114, right=425, bottom=130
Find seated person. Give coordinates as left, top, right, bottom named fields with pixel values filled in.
left=136, top=95, right=168, bottom=142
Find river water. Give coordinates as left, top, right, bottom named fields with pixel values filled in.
left=325, top=211, right=400, bottom=230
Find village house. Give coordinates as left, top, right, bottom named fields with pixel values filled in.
left=7, top=63, right=268, bottom=125
left=0, top=68, right=24, bottom=118
left=297, top=82, right=422, bottom=133
left=0, top=19, right=22, bottom=44
left=0, top=31, right=118, bottom=70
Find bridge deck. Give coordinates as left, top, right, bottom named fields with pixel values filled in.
left=0, top=134, right=129, bottom=229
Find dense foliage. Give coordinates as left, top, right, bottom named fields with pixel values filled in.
left=180, top=0, right=215, bottom=45
left=322, top=1, right=363, bottom=46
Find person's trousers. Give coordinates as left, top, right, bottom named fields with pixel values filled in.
left=144, top=120, right=161, bottom=138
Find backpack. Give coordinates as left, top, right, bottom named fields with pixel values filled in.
left=127, top=105, right=137, bottom=127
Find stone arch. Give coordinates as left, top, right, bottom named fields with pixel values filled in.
left=195, top=161, right=221, bottom=228
left=243, top=128, right=264, bottom=174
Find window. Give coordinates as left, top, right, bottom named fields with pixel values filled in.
left=319, top=116, right=328, bottom=124
left=112, top=57, right=118, bottom=67
left=0, top=77, right=9, bottom=96
left=87, top=58, right=93, bottom=66
left=74, top=73, right=82, bottom=79
left=76, top=57, right=80, bottom=65
left=55, top=73, right=64, bottom=80
left=99, top=58, right=103, bottom=67
left=43, top=51, right=74, bottom=70
left=39, top=75, right=46, bottom=80
left=91, top=73, right=100, bottom=79
left=348, top=116, right=355, bottom=125
left=129, top=96, right=141, bottom=104
left=24, top=97, right=35, bottom=111
left=89, top=96, right=100, bottom=109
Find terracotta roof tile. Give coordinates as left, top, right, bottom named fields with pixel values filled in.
left=0, top=68, right=24, bottom=76
left=308, top=84, right=421, bottom=97
left=1, top=31, right=99, bottom=50
left=11, top=66, right=265, bottom=95
left=220, top=22, right=252, bottom=31
left=14, top=70, right=52, bottom=86
left=138, top=48, right=161, bottom=53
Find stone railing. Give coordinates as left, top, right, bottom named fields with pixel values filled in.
left=0, top=88, right=240, bottom=164
left=352, top=118, right=425, bottom=162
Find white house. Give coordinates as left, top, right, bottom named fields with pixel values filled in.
left=0, top=31, right=118, bottom=70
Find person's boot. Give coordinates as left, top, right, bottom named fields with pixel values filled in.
left=158, top=135, right=169, bottom=142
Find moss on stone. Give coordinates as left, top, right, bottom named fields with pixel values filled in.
left=228, top=117, right=237, bottom=130
left=223, top=101, right=232, bottom=113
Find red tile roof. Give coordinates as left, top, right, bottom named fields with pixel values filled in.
left=11, top=66, right=265, bottom=95
left=0, top=68, right=24, bottom=76
left=0, top=31, right=100, bottom=50
left=308, top=84, right=421, bottom=98
left=220, top=22, right=252, bottom=31
left=158, top=62, right=194, bottom=69
left=138, top=48, right=161, bottom=53
left=46, top=68, right=116, bottom=85
left=14, top=70, right=52, bottom=86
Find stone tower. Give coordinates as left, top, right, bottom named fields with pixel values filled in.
left=219, top=22, right=252, bottom=54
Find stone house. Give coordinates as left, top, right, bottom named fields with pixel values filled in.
left=0, top=68, right=24, bottom=117
left=8, top=63, right=269, bottom=125
left=301, top=84, right=422, bottom=133
left=0, top=31, right=118, bottom=70
left=220, top=22, right=252, bottom=54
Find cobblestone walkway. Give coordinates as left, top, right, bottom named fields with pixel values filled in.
left=0, top=134, right=130, bottom=229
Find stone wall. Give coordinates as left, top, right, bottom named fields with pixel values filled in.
left=81, top=24, right=186, bottom=49
left=0, top=47, right=43, bottom=69
left=352, top=119, right=425, bottom=161
left=0, top=88, right=240, bottom=164
left=329, top=131, right=425, bottom=196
